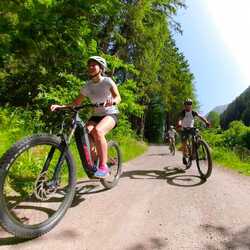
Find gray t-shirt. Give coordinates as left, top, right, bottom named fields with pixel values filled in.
left=80, top=76, right=119, bottom=116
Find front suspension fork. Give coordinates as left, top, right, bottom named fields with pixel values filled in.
left=40, top=135, right=69, bottom=185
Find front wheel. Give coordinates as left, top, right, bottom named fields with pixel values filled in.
left=101, top=141, right=122, bottom=189
left=196, top=140, right=212, bottom=179
left=0, top=134, right=76, bottom=238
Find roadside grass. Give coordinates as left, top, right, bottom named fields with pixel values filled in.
left=0, top=130, right=30, bottom=157
left=0, top=107, right=148, bottom=180
left=0, top=130, right=148, bottom=179
left=176, top=140, right=250, bottom=176
left=211, top=147, right=250, bottom=176
left=0, top=131, right=12, bottom=157
left=119, top=137, right=147, bottom=162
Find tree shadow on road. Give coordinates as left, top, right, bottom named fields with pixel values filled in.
left=0, top=179, right=106, bottom=245
left=201, top=224, right=250, bottom=250
left=126, top=237, right=167, bottom=250
left=71, top=179, right=107, bottom=207
left=147, top=153, right=171, bottom=156
left=122, top=166, right=206, bottom=187
left=0, top=227, right=81, bottom=246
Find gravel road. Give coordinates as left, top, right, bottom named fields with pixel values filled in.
left=1, top=145, right=250, bottom=250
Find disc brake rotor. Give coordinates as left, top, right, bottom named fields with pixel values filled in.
left=34, top=171, right=58, bottom=201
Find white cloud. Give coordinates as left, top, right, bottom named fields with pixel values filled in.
left=202, top=0, right=250, bottom=87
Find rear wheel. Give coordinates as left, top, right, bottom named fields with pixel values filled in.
left=101, top=141, right=122, bottom=189
left=196, top=140, right=212, bottom=179
left=0, top=134, right=76, bottom=238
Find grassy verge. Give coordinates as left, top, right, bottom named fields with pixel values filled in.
left=0, top=130, right=148, bottom=179
left=211, top=147, right=250, bottom=176
left=0, top=107, right=148, bottom=180
left=119, top=137, right=147, bottom=162
left=0, top=131, right=13, bottom=156
left=0, top=130, right=30, bottom=157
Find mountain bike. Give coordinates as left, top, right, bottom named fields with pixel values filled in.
left=182, top=127, right=212, bottom=179
left=0, top=104, right=122, bottom=239
left=168, top=138, right=176, bottom=156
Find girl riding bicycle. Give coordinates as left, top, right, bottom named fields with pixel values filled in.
left=51, top=56, right=121, bottom=178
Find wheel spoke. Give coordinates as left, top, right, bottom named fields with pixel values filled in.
left=0, top=135, right=75, bottom=238
left=196, top=140, right=212, bottom=179
left=101, top=141, right=122, bottom=189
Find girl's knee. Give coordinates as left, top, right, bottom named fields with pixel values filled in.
left=92, top=127, right=104, bottom=141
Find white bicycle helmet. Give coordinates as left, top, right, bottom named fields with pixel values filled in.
left=88, top=56, right=107, bottom=72
left=184, top=98, right=193, bottom=105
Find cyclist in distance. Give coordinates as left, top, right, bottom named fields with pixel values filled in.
left=166, top=125, right=177, bottom=145
left=177, top=98, right=210, bottom=165
left=51, top=56, right=121, bottom=178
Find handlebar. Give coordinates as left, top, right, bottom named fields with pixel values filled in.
left=178, top=126, right=210, bottom=133
left=53, top=102, right=116, bottom=112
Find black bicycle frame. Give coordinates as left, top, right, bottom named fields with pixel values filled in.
left=41, top=110, right=95, bottom=182
left=74, top=113, right=96, bottom=175
left=186, top=128, right=198, bottom=157
left=41, top=135, right=69, bottom=184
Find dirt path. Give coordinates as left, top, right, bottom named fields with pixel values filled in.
left=1, top=145, right=250, bottom=250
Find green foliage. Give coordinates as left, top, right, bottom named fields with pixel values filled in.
left=221, top=86, right=250, bottom=129
left=0, top=0, right=196, bottom=143
left=202, top=120, right=250, bottom=176
left=0, top=106, right=44, bottom=156
left=158, top=37, right=197, bottom=133
left=144, top=97, right=165, bottom=142
left=119, top=138, right=147, bottom=162
left=36, top=73, right=84, bottom=107
left=207, top=111, right=220, bottom=128
left=241, top=130, right=250, bottom=150
left=0, top=106, right=147, bottom=174
left=203, top=121, right=250, bottom=150
left=222, top=121, right=249, bottom=149
left=0, top=106, right=44, bottom=135
left=202, top=128, right=224, bottom=148
left=118, top=80, right=144, bottom=118
left=212, top=147, right=250, bottom=176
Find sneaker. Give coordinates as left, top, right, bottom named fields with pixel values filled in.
left=94, top=164, right=109, bottom=178
left=182, top=157, right=187, bottom=165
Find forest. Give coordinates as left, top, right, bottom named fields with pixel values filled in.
left=0, top=0, right=196, bottom=144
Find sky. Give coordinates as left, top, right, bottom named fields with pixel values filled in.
left=173, top=0, right=250, bottom=114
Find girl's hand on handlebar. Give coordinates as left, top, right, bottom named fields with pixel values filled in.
left=104, top=98, right=114, bottom=107
left=206, top=122, right=211, bottom=128
left=50, top=104, right=64, bottom=112
left=176, top=124, right=182, bottom=132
